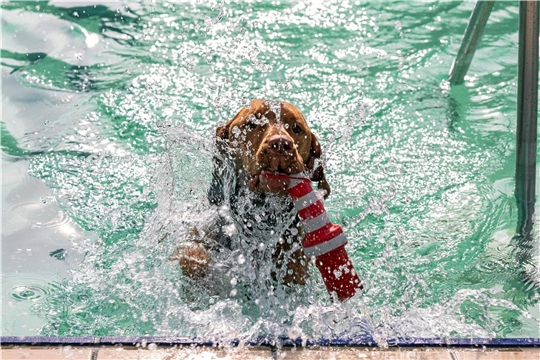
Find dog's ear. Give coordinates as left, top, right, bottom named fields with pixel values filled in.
left=306, top=133, right=331, bottom=198
left=215, top=119, right=233, bottom=152
left=209, top=120, right=232, bottom=206
left=216, top=122, right=229, bottom=141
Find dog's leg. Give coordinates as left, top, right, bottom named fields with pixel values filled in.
left=173, top=149, right=231, bottom=279
left=170, top=227, right=211, bottom=279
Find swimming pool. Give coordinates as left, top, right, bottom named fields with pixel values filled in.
left=1, top=0, right=538, bottom=344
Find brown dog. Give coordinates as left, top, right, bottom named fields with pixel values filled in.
left=174, top=99, right=330, bottom=287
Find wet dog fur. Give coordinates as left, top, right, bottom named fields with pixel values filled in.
left=172, top=99, right=330, bottom=287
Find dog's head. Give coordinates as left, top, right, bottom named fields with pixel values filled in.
left=216, top=99, right=330, bottom=198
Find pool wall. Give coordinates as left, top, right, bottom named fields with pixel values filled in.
left=1, top=336, right=539, bottom=360
left=2, top=335, right=539, bottom=347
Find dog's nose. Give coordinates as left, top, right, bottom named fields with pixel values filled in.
left=266, top=135, right=293, bottom=153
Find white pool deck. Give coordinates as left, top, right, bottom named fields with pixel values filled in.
left=1, top=345, right=539, bottom=359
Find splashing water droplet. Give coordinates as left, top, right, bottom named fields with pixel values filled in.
left=288, top=325, right=302, bottom=340
left=237, top=254, right=245, bottom=264
left=223, top=224, right=237, bottom=236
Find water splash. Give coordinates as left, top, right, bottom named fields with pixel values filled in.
left=3, top=0, right=537, bottom=342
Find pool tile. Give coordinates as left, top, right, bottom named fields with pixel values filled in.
left=1, top=346, right=93, bottom=360
left=279, top=347, right=454, bottom=359
left=450, top=348, right=539, bottom=360
left=96, top=345, right=272, bottom=359
left=2, top=346, right=538, bottom=359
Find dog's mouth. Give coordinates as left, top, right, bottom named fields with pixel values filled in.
left=248, top=168, right=293, bottom=194
left=247, top=145, right=306, bottom=194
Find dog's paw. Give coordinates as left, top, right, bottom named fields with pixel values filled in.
left=171, top=244, right=210, bottom=279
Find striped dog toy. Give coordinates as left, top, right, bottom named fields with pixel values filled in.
left=261, top=171, right=362, bottom=301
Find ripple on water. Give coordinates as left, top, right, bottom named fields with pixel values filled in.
left=4, top=274, right=62, bottom=303
left=10, top=285, right=49, bottom=302
left=2, top=199, right=71, bottom=236
left=2, top=274, right=63, bottom=335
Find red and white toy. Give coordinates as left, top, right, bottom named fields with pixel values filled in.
left=261, top=171, right=363, bottom=302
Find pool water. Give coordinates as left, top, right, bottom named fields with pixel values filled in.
left=1, top=0, right=539, bottom=342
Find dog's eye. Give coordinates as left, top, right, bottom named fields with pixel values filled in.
left=291, top=123, right=302, bottom=134
left=247, top=122, right=258, bottom=131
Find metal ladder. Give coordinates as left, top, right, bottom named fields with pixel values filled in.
left=448, top=2, right=538, bottom=247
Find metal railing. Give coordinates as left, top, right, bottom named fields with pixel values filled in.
left=515, top=1, right=538, bottom=247
left=448, top=1, right=495, bottom=85
left=449, top=1, right=538, bottom=249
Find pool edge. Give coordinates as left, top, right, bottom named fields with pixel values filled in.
left=1, top=336, right=539, bottom=347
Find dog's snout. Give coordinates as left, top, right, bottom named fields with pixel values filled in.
left=267, top=135, right=293, bottom=153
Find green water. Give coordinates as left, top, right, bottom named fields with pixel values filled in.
left=1, top=0, right=538, bottom=341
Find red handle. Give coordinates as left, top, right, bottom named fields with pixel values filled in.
left=260, top=171, right=363, bottom=301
